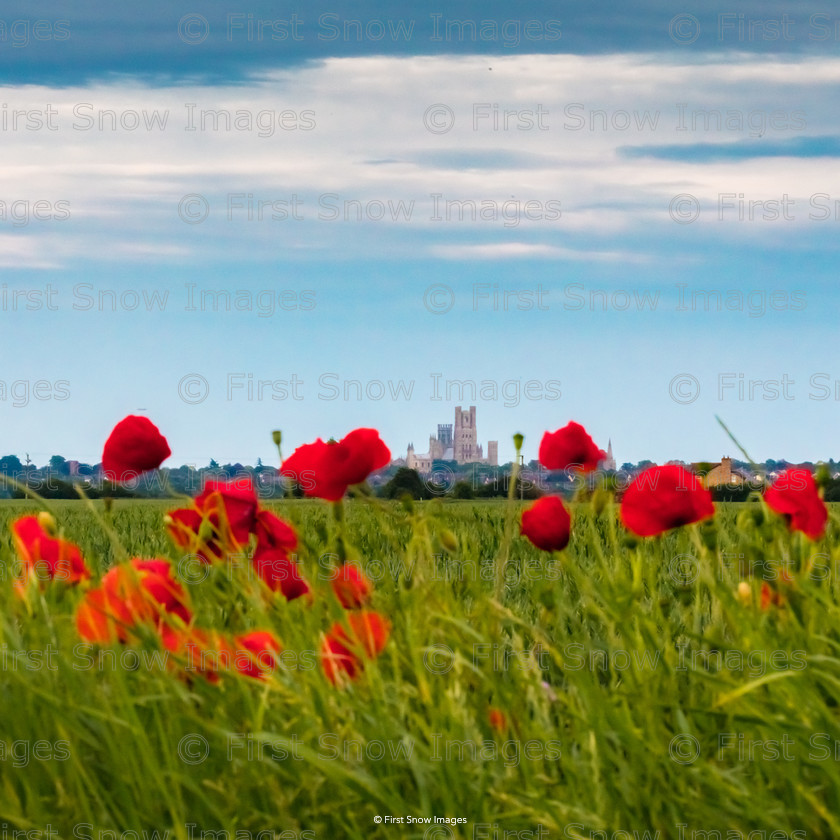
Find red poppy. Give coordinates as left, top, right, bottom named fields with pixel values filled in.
left=764, top=468, right=828, bottom=540
left=252, top=549, right=311, bottom=601
left=76, top=557, right=191, bottom=644
left=520, top=496, right=571, bottom=552
left=76, top=588, right=134, bottom=644
left=233, top=630, right=282, bottom=679
left=195, top=478, right=259, bottom=545
left=11, top=514, right=90, bottom=587
left=165, top=507, right=219, bottom=562
left=488, top=708, right=508, bottom=733
left=281, top=428, right=391, bottom=501
left=538, top=422, right=605, bottom=473
left=760, top=582, right=783, bottom=610
left=163, top=627, right=235, bottom=684
left=332, top=564, right=373, bottom=609
left=165, top=478, right=260, bottom=562
left=102, top=415, right=171, bottom=482
left=321, top=611, right=391, bottom=685
left=321, top=636, right=360, bottom=684
left=620, top=465, right=714, bottom=537
left=254, top=510, right=298, bottom=553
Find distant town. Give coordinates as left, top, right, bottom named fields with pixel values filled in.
left=2, top=406, right=840, bottom=502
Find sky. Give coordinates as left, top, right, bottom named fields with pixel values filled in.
left=2, top=2, right=840, bottom=467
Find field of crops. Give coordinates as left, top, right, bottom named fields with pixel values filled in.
left=1, top=494, right=839, bottom=839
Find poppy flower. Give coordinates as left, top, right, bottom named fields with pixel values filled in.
left=321, top=636, right=360, bottom=684
left=538, top=422, right=605, bottom=473
left=620, top=465, right=714, bottom=537
left=254, top=509, right=298, bottom=554
left=331, top=564, right=373, bottom=609
left=488, top=708, right=508, bottom=733
left=281, top=428, right=391, bottom=501
left=764, top=468, right=828, bottom=540
left=194, top=478, right=259, bottom=546
left=76, top=558, right=191, bottom=644
left=164, top=507, right=219, bottom=561
left=102, top=415, right=171, bottom=482
left=520, top=496, right=571, bottom=552
left=11, top=514, right=90, bottom=587
left=321, top=611, right=391, bottom=685
left=760, top=581, right=784, bottom=610
left=252, top=549, right=311, bottom=601
left=165, top=479, right=260, bottom=562
left=233, top=630, right=282, bottom=679
left=76, top=587, right=135, bottom=644
left=163, top=628, right=235, bottom=684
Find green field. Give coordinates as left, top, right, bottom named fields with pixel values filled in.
left=1, top=498, right=838, bottom=839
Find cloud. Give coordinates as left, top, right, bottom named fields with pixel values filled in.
left=429, top=242, right=650, bottom=260
left=0, top=53, right=838, bottom=265
left=621, top=135, right=840, bottom=162
left=3, top=1, right=840, bottom=85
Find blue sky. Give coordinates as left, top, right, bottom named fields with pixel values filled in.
left=2, top=3, right=840, bottom=467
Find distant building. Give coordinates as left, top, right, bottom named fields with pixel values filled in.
left=600, top=440, right=616, bottom=472
left=404, top=406, right=499, bottom=474
left=697, top=456, right=752, bottom=488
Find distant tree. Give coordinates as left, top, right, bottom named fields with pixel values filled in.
left=824, top=478, right=840, bottom=503
left=0, top=455, right=23, bottom=475
left=451, top=481, right=474, bottom=500
left=710, top=484, right=753, bottom=502
left=383, top=468, right=428, bottom=500
left=693, top=462, right=716, bottom=476
left=49, top=455, right=69, bottom=475
left=620, top=462, right=635, bottom=472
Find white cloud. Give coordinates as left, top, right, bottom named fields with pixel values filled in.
left=0, top=53, right=836, bottom=264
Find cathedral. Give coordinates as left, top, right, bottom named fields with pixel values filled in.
left=602, top=440, right=616, bottom=471
left=403, top=406, right=499, bottom=473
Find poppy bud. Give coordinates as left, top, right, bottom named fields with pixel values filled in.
left=737, top=581, right=752, bottom=605
left=37, top=511, right=57, bottom=536
left=272, top=430, right=282, bottom=447
left=439, top=529, right=458, bottom=553
left=513, top=433, right=524, bottom=452
left=399, top=493, right=415, bottom=514
left=591, top=487, right=611, bottom=517
left=815, top=463, right=830, bottom=489
left=198, top=518, right=217, bottom=544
